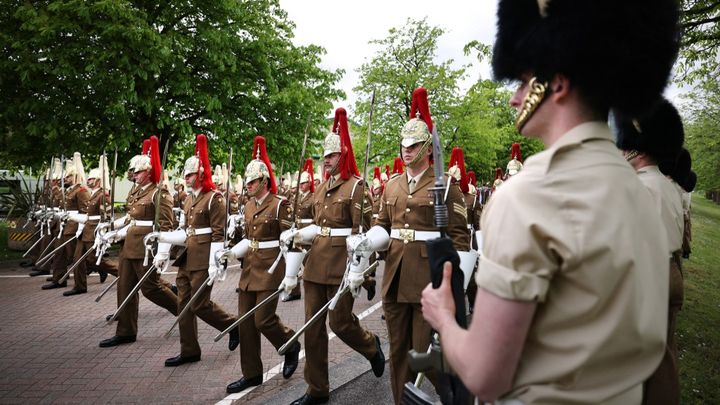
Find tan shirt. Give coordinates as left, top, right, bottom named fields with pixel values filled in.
left=122, top=183, right=174, bottom=260
left=174, top=190, right=225, bottom=271
left=62, top=184, right=90, bottom=236
left=637, top=165, right=684, bottom=253
left=476, top=122, right=669, bottom=404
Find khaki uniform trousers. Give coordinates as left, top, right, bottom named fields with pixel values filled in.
left=116, top=258, right=178, bottom=337
left=303, top=280, right=377, bottom=397
left=383, top=269, right=438, bottom=404
left=177, top=268, right=236, bottom=358
left=33, top=233, right=54, bottom=271
left=71, top=240, right=118, bottom=291
left=237, top=288, right=294, bottom=378
left=643, top=254, right=684, bottom=405
left=50, top=234, right=76, bottom=283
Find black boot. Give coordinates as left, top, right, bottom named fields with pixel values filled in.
left=228, top=327, right=239, bottom=351
left=225, top=376, right=262, bottom=393
left=164, top=354, right=201, bottom=367
left=369, top=335, right=385, bottom=377
left=283, top=341, right=301, bottom=379
left=290, top=394, right=329, bottom=405
left=99, top=270, right=108, bottom=283
left=41, top=281, right=66, bottom=290
left=99, top=335, right=136, bottom=347
left=63, top=288, right=87, bottom=296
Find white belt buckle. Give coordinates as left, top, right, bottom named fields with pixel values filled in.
left=186, top=227, right=196, bottom=237
left=250, top=240, right=260, bottom=250
left=320, top=227, right=331, bottom=237
left=399, top=229, right=415, bottom=244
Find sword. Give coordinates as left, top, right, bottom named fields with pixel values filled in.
left=22, top=229, right=44, bottom=257
left=34, top=232, right=56, bottom=263
left=277, top=261, right=378, bottom=356
left=58, top=244, right=96, bottom=284
left=106, top=264, right=158, bottom=323
left=163, top=273, right=215, bottom=338
left=357, top=89, right=376, bottom=234
left=95, top=276, right=119, bottom=302
left=35, top=235, right=77, bottom=266
left=109, top=149, right=118, bottom=225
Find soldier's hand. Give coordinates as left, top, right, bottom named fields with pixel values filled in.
left=279, top=228, right=299, bottom=246
left=421, top=261, right=456, bottom=332
left=346, top=234, right=370, bottom=253
left=279, top=275, right=298, bottom=295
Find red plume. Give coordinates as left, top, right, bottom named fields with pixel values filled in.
left=468, top=171, right=477, bottom=187
left=409, top=88, right=433, bottom=133
left=448, top=147, right=469, bottom=193
left=195, top=134, right=216, bottom=193
left=373, top=166, right=384, bottom=193
left=494, top=168, right=504, bottom=180
left=303, top=158, right=315, bottom=193
left=510, top=143, right=523, bottom=162
left=392, top=157, right=404, bottom=175
left=149, top=136, right=162, bottom=184
left=142, top=139, right=151, bottom=155
left=252, top=136, right=276, bottom=194
left=385, top=165, right=390, bottom=177
left=332, top=108, right=360, bottom=180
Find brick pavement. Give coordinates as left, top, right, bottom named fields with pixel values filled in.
left=0, top=256, right=388, bottom=404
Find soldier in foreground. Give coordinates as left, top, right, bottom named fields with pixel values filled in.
left=420, top=0, right=680, bottom=402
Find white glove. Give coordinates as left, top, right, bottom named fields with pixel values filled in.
left=153, top=242, right=172, bottom=273
left=295, top=224, right=320, bottom=244
left=103, top=225, right=128, bottom=244
left=158, top=229, right=187, bottom=246
left=458, top=250, right=480, bottom=290
left=75, top=222, right=85, bottom=239
left=178, top=211, right=186, bottom=228
left=207, top=242, right=225, bottom=285
left=279, top=274, right=298, bottom=295
left=348, top=252, right=370, bottom=296
left=112, top=215, right=128, bottom=230
left=68, top=213, right=88, bottom=224
left=228, top=238, right=250, bottom=259
left=280, top=228, right=299, bottom=246
left=95, top=222, right=110, bottom=233
left=227, top=214, right=242, bottom=239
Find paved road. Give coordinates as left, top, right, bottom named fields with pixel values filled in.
left=0, top=256, right=398, bottom=404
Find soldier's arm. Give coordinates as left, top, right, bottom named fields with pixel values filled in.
left=375, top=189, right=391, bottom=232
left=158, top=189, right=174, bottom=232
left=446, top=183, right=471, bottom=250
left=209, top=193, right=226, bottom=242
left=350, top=180, right=372, bottom=232
left=77, top=189, right=91, bottom=214
left=279, top=199, right=293, bottom=232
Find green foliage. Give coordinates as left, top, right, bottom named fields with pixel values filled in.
left=0, top=173, right=42, bottom=219
left=0, top=0, right=343, bottom=172
left=682, top=78, right=720, bottom=193
left=676, top=0, right=720, bottom=84
left=0, top=220, right=25, bottom=261
left=678, top=194, right=720, bottom=404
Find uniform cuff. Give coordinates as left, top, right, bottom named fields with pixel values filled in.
left=475, top=255, right=550, bottom=302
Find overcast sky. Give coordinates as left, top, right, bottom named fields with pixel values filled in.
left=279, top=0, right=688, bottom=114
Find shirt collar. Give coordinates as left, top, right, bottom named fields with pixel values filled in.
left=532, top=121, right=615, bottom=174
left=255, top=190, right=270, bottom=206
left=406, top=167, right=429, bottom=184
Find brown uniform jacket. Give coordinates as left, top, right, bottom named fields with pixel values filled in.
left=294, top=191, right=314, bottom=228
left=239, top=194, right=293, bottom=291
left=303, top=176, right=372, bottom=285
left=173, top=190, right=226, bottom=271
left=80, top=189, right=111, bottom=242
left=62, top=184, right=91, bottom=236
left=173, top=190, right=187, bottom=209
left=376, top=170, right=469, bottom=303
left=465, top=192, right=482, bottom=232
left=122, top=183, right=173, bottom=260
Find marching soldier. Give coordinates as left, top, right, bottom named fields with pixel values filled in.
left=616, top=98, right=685, bottom=404
left=281, top=108, right=385, bottom=405
left=42, top=153, right=91, bottom=290
left=506, top=142, right=523, bottom=177
left=491, top=167, right=504, bottom=191
left=220, top=136, right=301, bottom=394
left=347, top=89, right=470, bottom=402
left=420, top=0, right=679, bottom=402
left=147, top=134, right=240, bottom=366
left=29, top=158, right=63, bottom=277
left=173, top=179, right=187, bottom=209
left=370, top=167, right=384, bottom=225
left=63, top=156, right=119, bottom=295
left=98, top=136, right=178, bottom=347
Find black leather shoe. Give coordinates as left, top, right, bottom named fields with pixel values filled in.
left=290, top=393, right=329, bottom=405
left=225, top=375, right=262, bottom=393
left=369, top=335, right=385, bottom=377
left=19, top=260, right=34, bottom=268
left=105, top=314, right=118, bottom=322
left=41, top=281, right=66, bottom=290
left=228, top=327, right=239, bottom=351
left=45, top=276, right=54, bottom=282
left=282, top=294, right=301, bottom=302
left=282, top=341, right=301, bottom=379
left=99, top=335, right=136, bottom=348
left=170, top=284, right=178, bottom=295
left=29, top=269, right=50, bottom=277
left=366, top=284, right=376, bottom=301
left=99, top=270, right=108, bottom=283
left=63, top=288, right=87, bottom=296
left=164, top=354, right=201, bottom=367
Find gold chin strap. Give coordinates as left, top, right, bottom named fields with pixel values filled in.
left=515, top=77, right=548, bottom=132
left=406, top=139, right=432, bottom=167
left=624, top=150, right=639, bottom=162
left=246, top=176, right=267, bottom=197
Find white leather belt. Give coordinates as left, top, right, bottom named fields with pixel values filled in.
left=87, top=215, right=101, bottom=220
left=298, top=218, right=313, bottom=224
left=467, top=224, right=472, bottom=229
left=67, top=210, right=78, bottom=214
left=372, top=214, right=379, bottom=219
left=186, top=227, right=212, bottom=236
left=249, top=240, right=280, bottom=250
left=317, top=227, right=352, bottom=237
left=130, top=219, right=154, bottom=227
left=390, top=228, right=440, bottom=243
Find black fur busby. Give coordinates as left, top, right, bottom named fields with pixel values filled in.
left=683, top=171, right=697, bottom=193
left=614, top=98, right=684, bottom=164
left=660, top=148, right=691, bottom=183
left=492, top=0, right=680, bottom=116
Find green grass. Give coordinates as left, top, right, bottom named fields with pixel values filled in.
left=0, top=220, right=25, bottom=261
left=678, top=194, right=720, bottom=404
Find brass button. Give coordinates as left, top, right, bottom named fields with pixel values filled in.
left=403, top=240, right=408, bottom=244
left=326, top=193, right=330, bottom=197
left=323, top=219, right=327, bottom=223
left=408, top=195, right=413, bottom=199
left=253, top=226, right=257, bottom=230
left=404, top=224, right=409, bottom=228
left=405, top=208, right=410, bottom=212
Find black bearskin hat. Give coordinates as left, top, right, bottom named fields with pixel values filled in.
left=615, top=98, right=684, bottom=164
left=683, top=171, right=697, bottom=193
left=660, top=148, right=691, bottom=184
left=492, top=0, right=680, bottom=116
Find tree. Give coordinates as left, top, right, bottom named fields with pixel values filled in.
left=351, top=18, right=465, bottom=169
left=676, top=0, right=720, bottom=84
left=0, top=0, right=343, bottom=172
left=682, top=78, right=720, bottom=194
